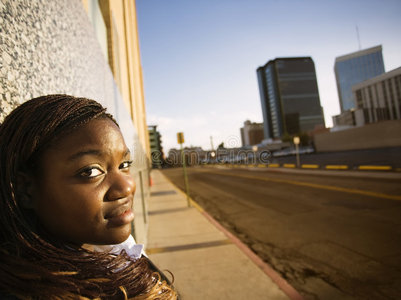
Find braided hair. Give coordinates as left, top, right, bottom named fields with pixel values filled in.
left=0, top=95, right=177, bottom=299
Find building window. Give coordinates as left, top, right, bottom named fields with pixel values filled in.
left=356, top=90, right=363, bottom=108
left=394, top=75, right=401, bottom=119
left=87, top=0, right=108, bottom=63
left=388, top=79, right=396, bottom=118
left=111, top=13, right=122, bottom=92
left=382, top=81, right=389, bottom=117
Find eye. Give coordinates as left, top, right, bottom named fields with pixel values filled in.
left=120, top=160, right=133, bottom=170
left=79, top=167, right=104, bottom=178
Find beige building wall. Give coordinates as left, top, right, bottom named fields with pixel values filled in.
left=314, top=119, right=401, bottom=152
left=82, top=0, right=150, bottom=160
left=353, top=67, right=401, bottom=126
left=81, top=0, right=151, bottom=244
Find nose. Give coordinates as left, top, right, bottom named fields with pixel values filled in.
left=106, top=171, right=136, bottom=201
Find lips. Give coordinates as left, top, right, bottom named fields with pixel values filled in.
left=105, top=201, right=134, bottom=227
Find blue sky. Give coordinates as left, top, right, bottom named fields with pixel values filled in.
left=136, top=0, right=401, bottom=152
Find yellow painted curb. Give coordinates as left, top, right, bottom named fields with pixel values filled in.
left=325, top=165, right=349, bottom=170
left=189, top=199, right=204, bottom=212
left=358, top=165, right=392, bottom=171
left=301, top=164, right=319, bottom=169
left=268, top=164, right=280, bottom=168
left=258, top=164, right=267, bottom=168
left=283, top=164, right=296, bottom=168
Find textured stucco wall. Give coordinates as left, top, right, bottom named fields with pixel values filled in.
left=0, top=0, right=149, bottom=244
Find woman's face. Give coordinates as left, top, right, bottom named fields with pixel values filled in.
left=30, top=118, right=136, bottom=246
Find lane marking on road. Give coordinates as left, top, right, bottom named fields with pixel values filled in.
left=211, top=171, right=401, bottom=201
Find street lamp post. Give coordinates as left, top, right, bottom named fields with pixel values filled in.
left=293, top=136, right=300, bottom=168
left=252, top=145, right=258, bottom=165
left=177, top=132, right=191, bottom=207
left=210, top=151, right=216, bottom=163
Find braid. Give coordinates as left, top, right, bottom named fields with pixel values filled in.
left=0, top=95, right=112, bottom=246
left=0, top=95, right=177, bottom=299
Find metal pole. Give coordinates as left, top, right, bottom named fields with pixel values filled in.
left=295, top=143, right=300, bottom=168
left=180, top=143, right=191, bottom=207
left=138, top=171, right=147, bottom=224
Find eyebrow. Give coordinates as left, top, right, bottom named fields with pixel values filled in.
left=67, top=149, right=131, bottom=161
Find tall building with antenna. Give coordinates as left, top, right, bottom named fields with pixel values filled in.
left=334, top=45, right=385, bottom=113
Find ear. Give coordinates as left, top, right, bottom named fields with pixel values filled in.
left=15, top=172, right=36, bottom=209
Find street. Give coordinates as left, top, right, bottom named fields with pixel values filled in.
left=161, top=166, right=401, bottom=300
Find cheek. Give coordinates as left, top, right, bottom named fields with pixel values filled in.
left=60, top=188, right=105, bottom=219
left=35, top=184, right=106, bottom=227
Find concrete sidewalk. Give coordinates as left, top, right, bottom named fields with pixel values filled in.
left=146, top=170, right=303, bottom=300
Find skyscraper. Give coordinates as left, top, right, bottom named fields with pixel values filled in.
left=257, top=57, right=325, bottom=140
left=334, top=45, right=385, bottom=112
left=240, top=120, right=264, bottom=147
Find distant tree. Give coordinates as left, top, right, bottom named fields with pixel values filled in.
left=282, top=132, right=310, bottom=146
left=217, top=142, right=225, bottom=149
left=299, top=132, right=310, bottom=146
left=281, top=133, right=292, bottom=143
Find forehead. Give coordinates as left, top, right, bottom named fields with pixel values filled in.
left=47, top=118, right=127, bottom=157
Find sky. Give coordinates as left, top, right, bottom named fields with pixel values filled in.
left=136, top=0, right=401, bottom=152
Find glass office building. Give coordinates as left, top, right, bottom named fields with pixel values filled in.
left=334, top=45, right=385, bottom=112
left=257, top=57, right=325, bottom=140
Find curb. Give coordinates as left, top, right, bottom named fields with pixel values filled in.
left=160, top=173, right=304, bottom=300
left=208, top=163, right=399, bottom=172
left=199, top=208, right=304, bottom=300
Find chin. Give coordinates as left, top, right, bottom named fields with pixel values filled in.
left=83, top=224, right=132, bottom=246
left=106, top=227, right=132, bottom=245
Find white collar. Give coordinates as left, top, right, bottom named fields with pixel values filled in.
left=90, top=235, right=144, bottom=260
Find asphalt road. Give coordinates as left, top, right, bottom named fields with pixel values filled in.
left=161, top=166, right=401, bottom=300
